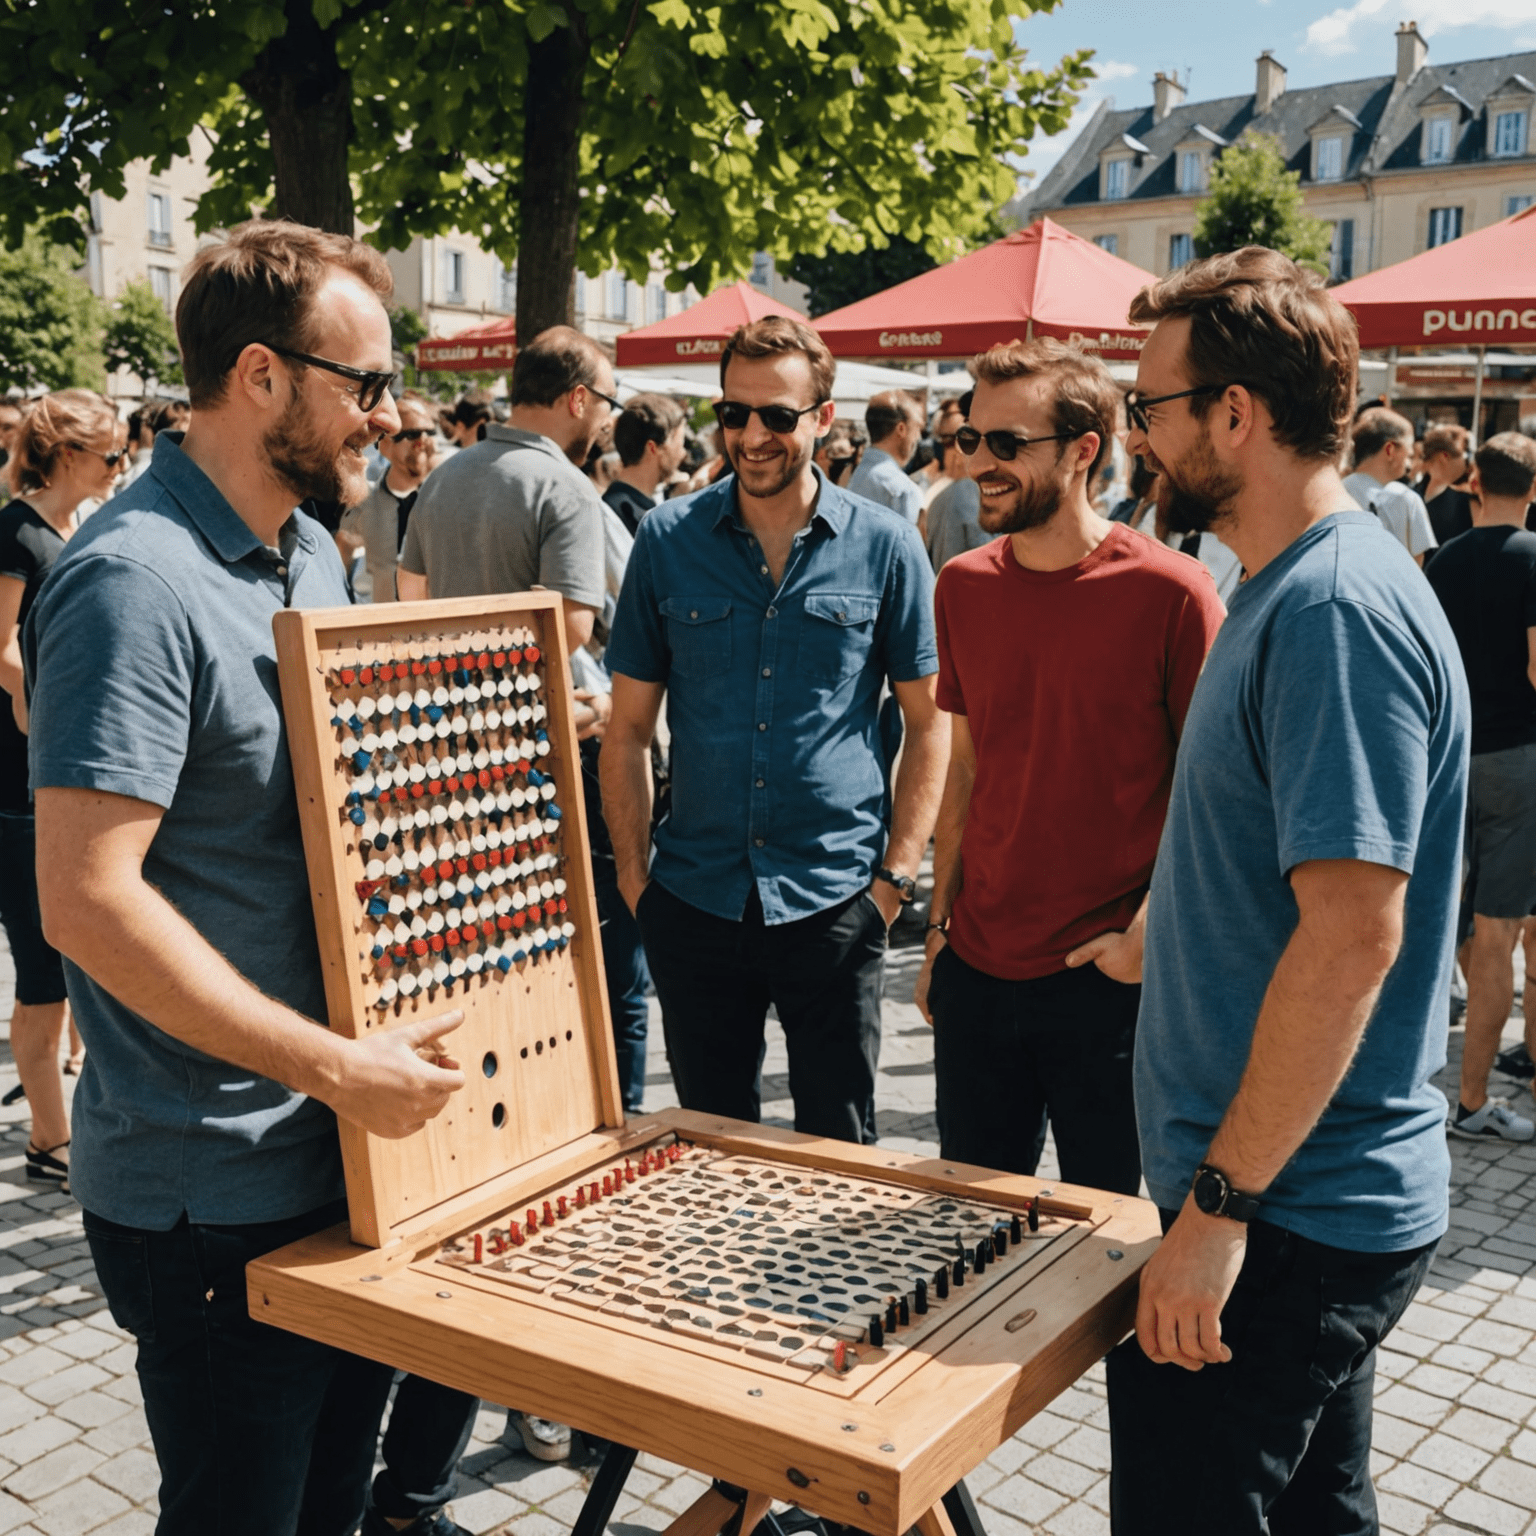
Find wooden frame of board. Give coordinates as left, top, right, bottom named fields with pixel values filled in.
left=254, top=592, right=1160, bottom=1536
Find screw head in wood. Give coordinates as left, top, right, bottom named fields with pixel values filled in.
left=1107, top=1249, right=1125, bottom=1261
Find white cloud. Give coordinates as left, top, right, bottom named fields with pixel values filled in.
left=1091, top=60, right=1140, bottom=81
left=1306, top=0, right=1536, bottom=54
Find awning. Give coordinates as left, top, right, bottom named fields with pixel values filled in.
left=416, top=316, right=517, bottom=372
left=614, top=282, right=803, bottom=367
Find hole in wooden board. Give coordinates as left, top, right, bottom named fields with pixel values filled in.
left=535, top=1041, right=544, bottom=1055
left=491, top=1102, right=506, bottom=1128
left=565, top=1030, right=572, bottom=1041
left=483, top=1052, right=498, bottom=1078
left=520, top=1047, right=528, bottom=1059
left=549, top=1035, right=557, bottom=1050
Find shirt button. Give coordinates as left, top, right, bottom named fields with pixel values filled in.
left=276, top=565, right=289, bottom=578
left=835, top=610, right=846, bottom=621
left=690, top=609, right=698, bottom=618
left=757, top=722, right=767, bottom=732
left=755, top=778, right=765, bottom=788
left=755, top=838, right=765, bottom=847
left=759, top=564, right=769, bottom=575
left=766, top=606, right=777, bottom=618
left=761, top=667, right=771, bottom=677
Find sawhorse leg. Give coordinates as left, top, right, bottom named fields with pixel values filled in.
left=571, top=1442, right=639, bottom=1536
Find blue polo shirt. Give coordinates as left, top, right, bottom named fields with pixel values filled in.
left=846, top=447, right=924, bottom=526
left=605, top=470, right=937, bottom=924
left=1136, top=512, right=1469, bottom=1252
left=24, top=433, right=351, bottom=1230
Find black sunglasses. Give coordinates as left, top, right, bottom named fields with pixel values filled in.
left=264, top=343, right=397, bottom=412
left=70, top=442, right=128, bottom=468
left=713, top=400, right=825, bottom=434
left=391, top=427, right=433, bottom=443
left=1125, top=383, right=1246, bottom=434
left=954, top=424, right=1083, bottom=461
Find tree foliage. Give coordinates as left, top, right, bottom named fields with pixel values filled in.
left=103, top=280, right=183, bottom=388
left=787, top=236, right=938, bottom=318
left=0, top=236, right=104, bottom=394
left=1193, top=133, right=1333, bottom=271
left=0, top=0, right=1094, bottom=340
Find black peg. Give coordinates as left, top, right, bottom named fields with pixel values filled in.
left=993, top=1224, right=1009, bottom=1257
left=1011, top=1213, right=1023, bottom=1243
left=974, top=1243, right=987, bottom=1275
left=953, top=1255, right=966, bottom=1287
left=885, top=1299, right=899, bottom=1334
left=955, top=1233, right=966, bottom=1257
left=1028, top=1197, right=1040, bottom=1233
left=869, top=1315, right=884, bottom=1347
left=915, top=1278, right=929, bottom=1314
left=898, top=1295, right=910, bottom=1326
left=935, top=1267, right=949, bottom=1300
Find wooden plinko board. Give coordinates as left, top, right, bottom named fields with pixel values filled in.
left=249, top=1113, right=1160, bottom=1536
left=273, top=594, right=620, bottom=1247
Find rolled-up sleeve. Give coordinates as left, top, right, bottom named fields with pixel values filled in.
left=604, top=523, right=668, bottom=683
left=878, top=525, right=939, bottom=683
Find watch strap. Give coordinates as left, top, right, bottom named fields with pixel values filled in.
left=876, top=866, right=917, bottom=904
left=1194, top=1162, right=1261, bottom=1222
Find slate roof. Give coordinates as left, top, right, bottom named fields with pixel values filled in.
left=1018, top=46, right=1536, bottom=218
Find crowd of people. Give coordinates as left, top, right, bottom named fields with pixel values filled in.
left=1, top=217, right=1534, bottom=1536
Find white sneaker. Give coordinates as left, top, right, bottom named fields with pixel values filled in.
left=1449, top=1099, right=1536, bottom=1142
left=510, top=1412, right=572, bottom=1462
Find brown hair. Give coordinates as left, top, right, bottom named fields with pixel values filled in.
left=1475, top=432, right=1536, bottom=501
left=1351, top=407, right=1414, bottom=467
left=509, top=326, right=608, bottom=408
left=1127, top=246, right=1359, bottom=462
left=176, top=219, right=393, bottom=409
left=865, top=390, right=923, bottom=445
left=7, top=390, right=117, bottom=496
left=613, top=392, right=686, bottom=466
left=721, top=316, right=836, bottom=405
left=971, top=337, right=1120, bottom=480
left=1422, top=423, right=1470, bottom=463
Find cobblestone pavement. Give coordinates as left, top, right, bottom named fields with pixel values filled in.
left=5, top=930, right=1536, bottom=1536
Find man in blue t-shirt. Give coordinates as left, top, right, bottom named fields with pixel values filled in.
left=1107, top=249, right=1469, bottom=1535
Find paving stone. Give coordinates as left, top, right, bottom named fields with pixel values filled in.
left=1461, top=1319, right=1531, bottom=1354
left=1461, top=1382, right=1536, bottom=1422
left=1511, top=1427, right=1536, bottom=1464
left=1375, top=1385, right=1453, bottom=1429
left=1053, top=1426, right=1112, bottom=1474
left=500, top=1512, right=567, bottom=1536
left=1406, top=1362, right=1476, bottom=1400
left=453, top=1485, right=522, bottom=1534
left=1443, top=1487, right=1532, bottom=1536
left=0, top=1390, right=43, bottom=1440
left=52, top=1396, right=130, bottom=1433
left=1377, top=1491, right=1433, bottom=1535
left=1379, top=1459, right=1459, bottom=1507
left=88, top=1451, right=158, bottom=1506
left=1409, top=1430, right=1492, bottom=1481
left=0, top=1495, right=33, bottom=1536
left=1479, top=1454, right=1536, bottom=1508
left=80, top=1516, right=154, bottom=1536
left=30, top=1478, right=131, bottom=1536
left=980, top=1475, right=1066, bottom=1526
left=1041, top=1501, right=1110, bottom=1536
left=3, top=1441, right=106, bottom=1502
left=1012, top=1452, right=1097, bottom=1500
left=1488, top=1358, right=1536, bottom=1398
left=22, top=1366, right=110, bottom=1410
left=488, top=1459, right=584, bottom=1504
left=644, top=1474, right=710, bottom=1517
left=1440, top=1405, right=1517, bottom=1451
left=79, top=1408, right=148, bottom=1461
left=1373, top=1414, right=1429, bottom=1459
left=0, top=1416, right=78, bottom=1467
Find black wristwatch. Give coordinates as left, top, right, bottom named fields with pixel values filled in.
left=875, top=867, right=917, bottom=905
left=1190, top=1163, right=1261, bottom=1223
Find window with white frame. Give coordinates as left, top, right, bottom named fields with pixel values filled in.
left=1494, top=109, right=1529, bottom=158
left=442, top=249, right=465, bottom=304
left=1315, top=136, right=1344, bottom=181
left=1508, top=194, right=1534, bottom=216
left=575, top=273, right=587, bottom=314
left=147, top=191, right=172, bottom=248
left=1093, top=233, right=1119, bottom=256
left=495, top=260, right=516, bottom=312
left=1177, top=150, right=1204, bottom=194
left=607, top=271, right=628, bottom=319
left=1169, top=232, right=1193, bottom=269
left=647, top=283, right=666, bottom=323
left=1104, top=158, right=1130, bottom=200
left=1330, top=219, right=1355, bottom=282
left=1423, top=115, right=1454, bottom=163
left=1427, top=206, right=1463, bottom=247
left=148, top=265, right=173, bottom=313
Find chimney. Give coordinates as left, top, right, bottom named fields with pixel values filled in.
left=1396, top=21, right=1427, bottom=84
left=1153, top=70, right=1187, bottom=123
left=1255, top=50, right=1287, bottom=114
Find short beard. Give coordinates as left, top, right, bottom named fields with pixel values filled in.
left=264, top=393, right=371, bottom=508
left=1155, top=425, right=1242, bottom=537
left=731, top=433, right=814, bottom=500
left=976, top=470, right=1064, bottom=535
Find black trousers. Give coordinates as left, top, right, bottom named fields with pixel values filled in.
left=369, top=1376, right=480, bottom=1524
left=928, top=943, right=1142, bottom=1196
left=83, top=1201, right=395, bottom=1536
left=1107, top=1214, right=1436, bottom=1535
left=636, top=880, right=886, bottom=1144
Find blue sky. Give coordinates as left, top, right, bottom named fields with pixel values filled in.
left=1013, top=0, right=1536, bottom=186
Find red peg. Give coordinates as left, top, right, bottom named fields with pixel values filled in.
left=526, top=1208, right=539, bottom=1231
left=472, top=1233, right=483, bottom=1264
left=510, top=1223, right=524, bottom=1246
left=340, top=668, right=356, bottom=685
left=602, top=1174, right=613, bottom=1196
left=590, top=1181, right=600, bottom=1202
left=525, top=645, right=541, bottom=663
left=624, top=1159, right=635, bottom=1184
left=360, top=667, right=374, bottom=685
left=487, top=1230, right=506, bottom=1256
left=557, top=1196, right=569, bottom=1217
left=542, top=1200, right=554, bottom=1224
left=575, top=1186, right=587, bottom=1208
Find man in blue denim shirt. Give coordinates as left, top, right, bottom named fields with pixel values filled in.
left=601, top=317, right=947, bottom=1144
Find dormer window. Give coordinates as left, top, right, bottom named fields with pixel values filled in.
left=1104, top=158, right=1130, bottom=201
left=1494, top=107, right=1529, bottom=157
left=1178, top=150, right=1205, bottom=194
left=1315, top=136, right=1344, bottom=181
left=1423, top=115, right=1455, bottom=163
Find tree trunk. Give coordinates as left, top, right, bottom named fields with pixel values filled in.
left=516, top=16, right=589, bottom=343
left=241, top=0, right=355, bottom=234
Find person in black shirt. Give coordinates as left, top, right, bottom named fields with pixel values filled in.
left=603, top=391, right=687, bottom=534
left=0, top=389, right=122, bottom=1186
left=1417, top=423, right=1474, bottom=565
left=1426, top=432, right=1536, bottom=1142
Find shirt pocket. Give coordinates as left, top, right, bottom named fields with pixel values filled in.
left=661, top=597, right=732, bottom=679
left=799, top=592, right=881, bottom=686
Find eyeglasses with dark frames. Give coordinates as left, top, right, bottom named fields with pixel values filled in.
left=590, top=387, right=623, bottom=413
left=70, top=443, right=129, bottom=469
left=713, top=400, right=826, bottom=434
left=263, top=343, right=398, bottom=413
left=954, top=424, right=1084, bottom=462
left=1125, top=383, right=1248, bottom=434
left=390, top=427, right=434, bottom=443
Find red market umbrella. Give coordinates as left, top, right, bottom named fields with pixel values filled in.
left=416, top=315, right=517, bottom=372
left=1332, top=205, right=1536, bottom=349
left=812, top=218, right=1154, bottom=361
left=614, top=281, right=802, bottom=367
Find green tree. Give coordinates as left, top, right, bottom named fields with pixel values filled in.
left=787, top=236, right=938, bottom=318
left=0, top=0, right=1092, bottom=344
left=1193, top=133, right=1332, bottom=271
left=103, top=280, right=184, bottom=389
left=0, top=235, right=105, bottom=394
left=388, top=304, right=428, bottom=362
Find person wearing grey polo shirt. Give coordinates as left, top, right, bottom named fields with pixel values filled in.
left=25, top=221, right=466, bottom=1536
left=846, top=389, right=925, bottom=525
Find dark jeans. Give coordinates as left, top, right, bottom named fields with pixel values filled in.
left=83, top=1200, right=395, bottom=1536
left=928, top=944, right=1142, bottom=1196
left=0, top=808, right=67, bottom=1005
left=595, top=868, right=651, bottom=1115
left=1107, top=1214, right=1437, bottom=1535
left=637, top=880, right=885, bottom=1144
left=369, top=1376, right=480, bottom=1524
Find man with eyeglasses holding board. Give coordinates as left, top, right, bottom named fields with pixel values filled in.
left=600, top=314, right=947, bottom=1144
left=340, top=394, right=441, bottom=601
left=914, top=338, right=1224, bottom=1199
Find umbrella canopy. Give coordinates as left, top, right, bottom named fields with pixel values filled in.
left=614, top=282, right=802, bottom=367
left=812, top=218, right=1155, bottom=361
left=1332, top=206, right=1536, bottom=349
left=416, top=315, right=517, bottom=372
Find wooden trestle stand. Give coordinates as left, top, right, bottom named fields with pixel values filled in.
left=247, top=592, right=1161, bottom=1536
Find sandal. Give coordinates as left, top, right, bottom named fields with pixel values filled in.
left=25, top=1141, right=70, bottom=1193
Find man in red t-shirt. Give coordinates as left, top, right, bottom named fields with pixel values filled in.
left=915, top=339, right=1225, bottom=1196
